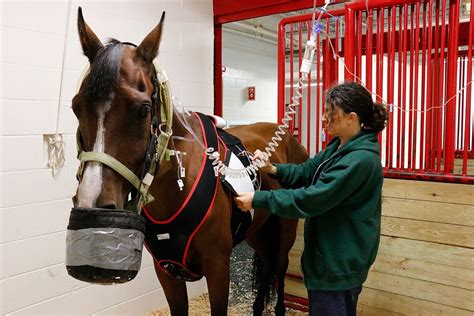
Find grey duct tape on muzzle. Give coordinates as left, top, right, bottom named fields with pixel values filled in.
left=66, top=208, right=145, bottom=284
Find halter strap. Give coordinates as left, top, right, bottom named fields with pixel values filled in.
left=79, top=151, right=154, bottom=203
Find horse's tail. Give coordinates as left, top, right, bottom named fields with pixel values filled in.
left=251, top=213, right=281, bottom=309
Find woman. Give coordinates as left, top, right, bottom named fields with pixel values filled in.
left=235, top=82, right=388, bottom=316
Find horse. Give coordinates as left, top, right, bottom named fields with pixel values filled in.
left=70, top=8, right=308, bottom=316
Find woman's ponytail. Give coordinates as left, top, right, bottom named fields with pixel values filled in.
left=364, top=102, right=389, bottom=133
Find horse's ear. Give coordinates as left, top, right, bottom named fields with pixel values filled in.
left=136, top=12, right=165, bottom=63
left=77, top=7, right=104, bottom=63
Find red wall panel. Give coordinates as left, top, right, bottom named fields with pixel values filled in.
left=214, top=0, right=334, bottom=24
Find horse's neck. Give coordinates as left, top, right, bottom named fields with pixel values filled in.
left=146, top=111, right=204, bottom=220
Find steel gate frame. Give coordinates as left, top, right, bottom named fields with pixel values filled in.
left=277, top=0, right=473, bottom=183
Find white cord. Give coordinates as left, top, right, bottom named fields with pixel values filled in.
left=47, top=0, right=72, bottom=175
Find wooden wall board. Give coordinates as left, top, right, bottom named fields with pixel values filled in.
left=364, top=270, right=474, bottom=311
left=372, top=253, right=474, bottom=290
left=382, top=179, right=473, bottom=205
left=377, top=236, right=473, bottom=269
left=381, top=216, right=474, bottom=247
left=359, top=287, right=473, bottom=315
left=357, top=304, right=403, bottom=316
left=382, top=197, right=474, bottom=226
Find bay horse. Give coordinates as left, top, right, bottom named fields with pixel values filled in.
left=71, top=8, right=308, bottom=315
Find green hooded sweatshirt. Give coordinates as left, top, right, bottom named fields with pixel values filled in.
left=252, top=131, right=383, bottom=291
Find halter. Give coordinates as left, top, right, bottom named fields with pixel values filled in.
left=75, top=54, right=173, bottom=212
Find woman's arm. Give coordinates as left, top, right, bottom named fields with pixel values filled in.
left=252, top=155, right=370, bottom=218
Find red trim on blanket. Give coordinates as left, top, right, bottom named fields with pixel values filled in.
left=142, top=113, right=209, bottom=224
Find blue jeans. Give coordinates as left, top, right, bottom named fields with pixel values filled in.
left=308, top=286, right=362, bottom=316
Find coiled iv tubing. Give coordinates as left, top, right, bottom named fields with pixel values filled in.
left=204, top=76, right=307, bottom=179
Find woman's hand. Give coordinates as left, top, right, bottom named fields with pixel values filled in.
left=253, top=149, right=277, bottom=174
left=234, top=192, right=255, bottom=211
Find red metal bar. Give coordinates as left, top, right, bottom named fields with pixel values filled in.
left=432, top=0, right=440, bottom=171
left=334, top=17, right=340, bottom=86
left=383, top=170, right=474, bottom=184
left=214, top=0, right=344, bottom=24
left=463, top=3, right=474, bottom=174
left=345, top=7, right=355, bottom=80
left=420, top=1, right=427, bottom=170
left=388, top=6, right=396, bottom=168
left=385, top=7, right=391, bottom=168
left=408, top=4, right=415, bottom=170
left=315, top=32, right=321, bottom=153
left=277, top=21, right=286, bottom=124
left=290, top=23, right=295, bottom=134
left=356, top=11, right=363, bottom=81
left=347, top=0, right=421, bottom=11
left=324, top=18, right=331, bottom=89
left=457, top=57, right=464, bottom=151
left=413, top=2, right=420, bottom=170
left=401, top=4, right=408, bottom=169
left=296, top=23, right=304, bottom=135
left=323, top=17, right=339, bottom=149
left=323, top=18, right=331, bottom=151
left=426, top=0, right=434, bottom=170
left=214, top=25, right=223, bottom=117
left=376, top=8, right=384, bottom=148
left=366, top=9, right=373, bottom=90
left=306, top=22, right=311, bottom=152
left=278, top=9, right=345, bottom=25
left=444, top=0, right=460, bottom=174
left=397, top=5, right=403, bottom=169
left=306, top=22, right=311, bottom=147
left=436, top=0, right=446, bottom=172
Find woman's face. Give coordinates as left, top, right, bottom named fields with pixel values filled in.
left=322, top=104, right=359, bottom=138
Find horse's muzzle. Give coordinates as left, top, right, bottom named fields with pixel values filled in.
left=66, top=207, right=145, bottom=284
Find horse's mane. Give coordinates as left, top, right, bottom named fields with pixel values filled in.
left=84, top=39, right=124, bottom=103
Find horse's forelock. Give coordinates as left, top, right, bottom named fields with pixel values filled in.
left=84, top=39, right=124, bottom=104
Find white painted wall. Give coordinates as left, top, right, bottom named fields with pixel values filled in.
left=0, top=0, right=213, bottom=315
left=222, top=31, right=278, bottom=125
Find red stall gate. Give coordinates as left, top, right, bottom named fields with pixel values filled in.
left=277, top=0, right=473, bottom=183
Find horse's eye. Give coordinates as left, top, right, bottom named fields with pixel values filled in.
left=139, top=103, right=151, bottom=117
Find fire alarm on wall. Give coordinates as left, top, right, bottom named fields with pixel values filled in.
left=247, top=86, right=255, bottom=101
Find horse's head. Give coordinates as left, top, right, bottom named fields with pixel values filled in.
left=66, top=7, right=168, bottom=284
left=72, top=7, right=165, bottom=210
